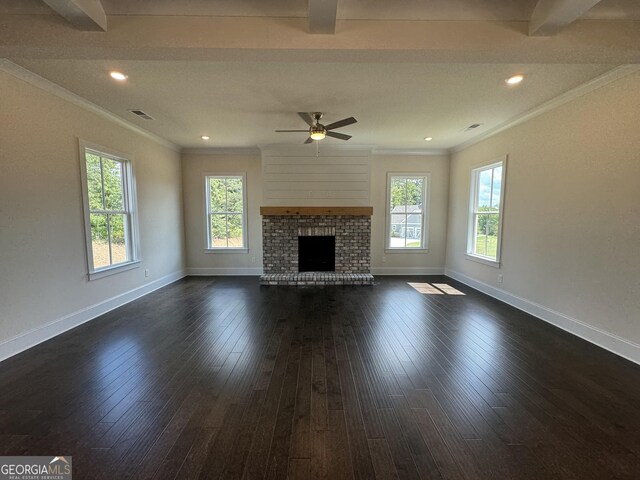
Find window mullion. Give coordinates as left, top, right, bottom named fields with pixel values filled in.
left=224, top=177, right=229, bottom=213
left=124, top=212, right=131, bottom=261
left=388, top=177, right=392, bottom=248
left=122, top=164, right=132, bottom=262
left=474, top=171, right=480, bottom=213
left=489, top=167, right=494, bottom=212
left=404, top=179, right=408, bottom=247
left=99, top=156, right=106, bottom=210
left=208, top=179, right=213, bottom=247
left=206, top=179, right=211, bottom=216
left=405, top=179, right=409, bottom=216
left=407, top=213, right=410, bottom=247
left=102, top=156, right=114, bottom=264
left=484, top=214, right=489, bottom=256
left=121, top=162, right=129, bottom=212
left=474, top=212, right=480, bottom=253
left=225, top=215, right=229, bottom=248
left=106, top=214, right=113, bottom=265
left=224, top=178, right=229, bottom=247
left=472, top=170, right=479, bottom=249
left=209, top=213, right=213, bottom=248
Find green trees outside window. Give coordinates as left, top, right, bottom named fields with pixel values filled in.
left=206, top=176, right=246, bottom=248
left=85, top=151, right=132, bottom=269
left=469, top=161, right=504, bottom=261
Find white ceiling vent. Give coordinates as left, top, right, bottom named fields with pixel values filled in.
left=129, top=109, right=154, bottom=120
left=465, top=123, right=483, bottom=131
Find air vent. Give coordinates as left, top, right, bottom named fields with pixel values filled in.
left=465, top=123, right=483, bottom=131
left=128, top=109, right=154, bottom=120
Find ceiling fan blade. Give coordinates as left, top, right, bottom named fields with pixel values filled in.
left=326, top=131, right=351, bottom=141
left=275, top=129, right=309, bottom=132
left=304, top=137, right=314, bottom=144
left=324, top=116, right=357, bottom=130
left=298, top=112, right=315, bottom=127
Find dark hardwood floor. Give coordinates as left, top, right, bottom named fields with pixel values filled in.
left=1, top=276, right=640, bottom=479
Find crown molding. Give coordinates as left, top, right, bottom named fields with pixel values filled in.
left=258, top=143, right=375, bottom=157
left=0, top=59, right=180, bottom=152
left=373, top=148, right=450, bottom=156
left=183, top=145, right=450, bottom=157
left=181, top=147, right=261, bottom=156
left=451, top=64, right=640, bottom=154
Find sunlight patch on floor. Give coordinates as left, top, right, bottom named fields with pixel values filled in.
left=408, top=282, right=443, bottom=295
left=432, top=283, right=465, bottom=295
left=408, top=282, right=466, bottom=295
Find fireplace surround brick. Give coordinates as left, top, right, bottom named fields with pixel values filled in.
left=260, top=213, right=372, bottom=285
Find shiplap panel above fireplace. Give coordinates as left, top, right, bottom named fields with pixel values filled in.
left=260, top=146, right=372, bottom=206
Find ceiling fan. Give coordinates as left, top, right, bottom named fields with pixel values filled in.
left=276, top=112, right=357, bottom=143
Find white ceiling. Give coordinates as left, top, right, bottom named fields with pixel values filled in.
left=12, top=59, right=613, bottom=149
left=2, top=0, right=637, bottom=150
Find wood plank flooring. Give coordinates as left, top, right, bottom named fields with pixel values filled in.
left=1, top=276, right=640, bottom=479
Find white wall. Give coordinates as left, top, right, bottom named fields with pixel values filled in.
left=445, top=72, right=640, bottom=361
left=0, top=70, right=186, bottom=359
left=182, top=153, right=263, bottom=275
left=182, top=149, right=450, bottom=275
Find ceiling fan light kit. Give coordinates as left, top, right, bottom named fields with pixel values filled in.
left=309, top=125, right=326, bottom=140
left=276, top=112, right=357, bottom=143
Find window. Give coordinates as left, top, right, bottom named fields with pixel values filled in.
left=79, top=142, right=139, bottom=279
left=467, top=157, right=506, bottom=264
left=205, top=174, right=247, bottom=251
left=387, top=174, right=429, bottom=250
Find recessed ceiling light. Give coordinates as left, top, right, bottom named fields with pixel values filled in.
left=424, top=137, right=433, bottom=141
left=109, top=71, right=127, bottom=81
left=505, top=74, right=524, bottom=85
left=201, top=135, right=210, bottom=141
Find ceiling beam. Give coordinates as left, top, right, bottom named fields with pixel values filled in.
left=529, top=0, right=602, bottom=36
left=1, top=15, right=639, bottom=64
left=308, top=0, right=338, bottom=34
left=41, top=0, right=107, bottom=31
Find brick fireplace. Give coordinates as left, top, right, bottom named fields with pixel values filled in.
left=260, top=207, right=374, bottom=285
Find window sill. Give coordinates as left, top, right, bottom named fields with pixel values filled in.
left=385, top=248, right=429, bottom=254
left=465, top=253, right=500, bottom=268
left=204, top=248, right=249, bottom=254
left=88, top=260, right=141, bottom=280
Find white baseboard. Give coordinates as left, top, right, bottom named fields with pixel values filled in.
left=0, top=269, right=187, bottom=362
left=187, top=267, right=445, bottom=276
left=371, top=267, right=445, bottom=275
left=445, top=268, right=640, bottom=366
left=187, top=267, right=262, bottom=276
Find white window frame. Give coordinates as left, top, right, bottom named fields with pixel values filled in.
left=79, top=140, right=141, bottom=280
left=385, top=173, right=430, bottom=252
left=204, top=173, right=249, bottom=253
left=466, top=155, right=507, bottom=267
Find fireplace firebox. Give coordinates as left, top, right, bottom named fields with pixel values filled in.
left=298, top=236, right=335, bottom=272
